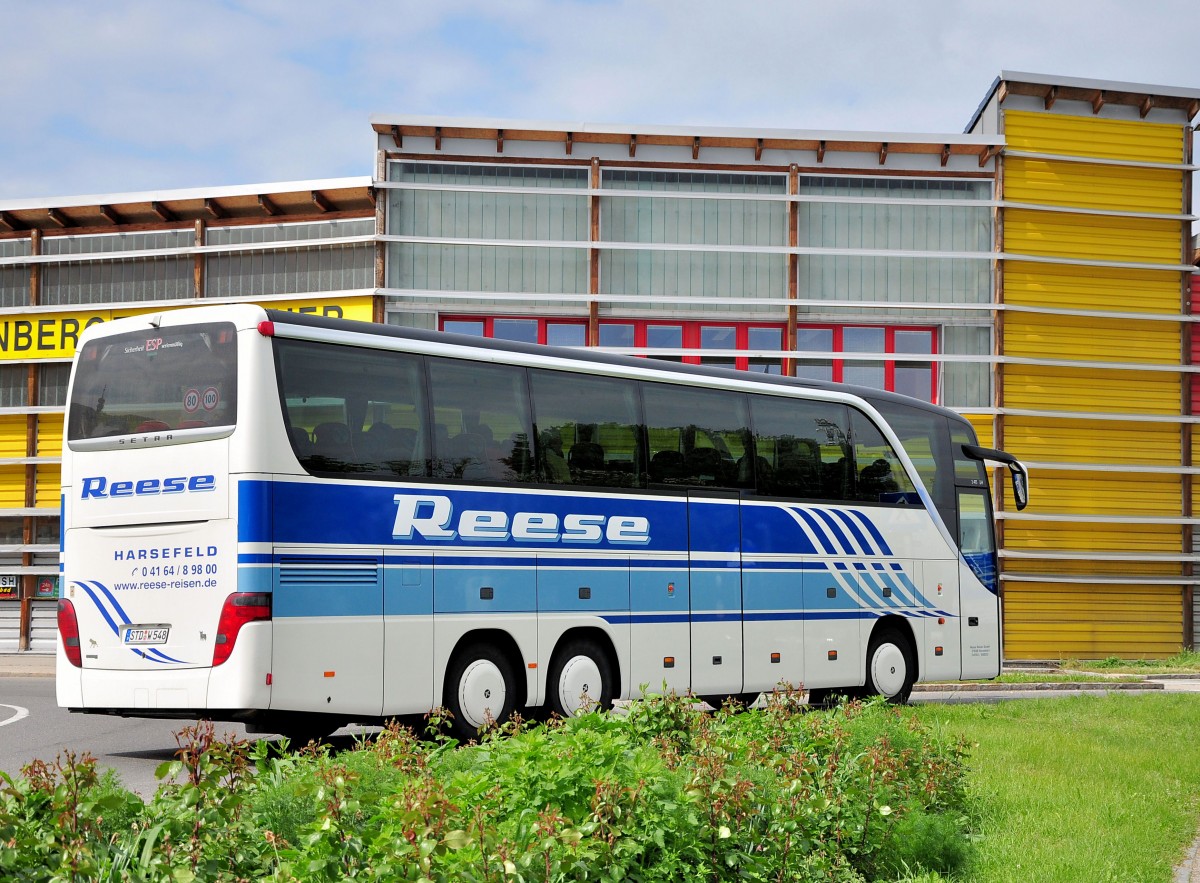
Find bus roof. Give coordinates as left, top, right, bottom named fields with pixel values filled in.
left=262, top=308, right=971, bottom=428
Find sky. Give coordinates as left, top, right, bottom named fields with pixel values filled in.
left=0, top=0, right=1197, bottom=207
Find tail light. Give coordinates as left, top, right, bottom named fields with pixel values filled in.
left=212, top=593, right=272, bottom=666
left=57, top=599, right=82, bottom=668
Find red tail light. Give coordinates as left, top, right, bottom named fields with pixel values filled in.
left=212, top=593, right=272, bottom=666
left=57, top=599, right=82, bottom=668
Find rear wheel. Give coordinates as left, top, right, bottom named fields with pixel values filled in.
left=547, top=639, right=615, bottom=719
left=444, top=644, right=518, bottom=741
left=864, top=627, right=916, bottom=703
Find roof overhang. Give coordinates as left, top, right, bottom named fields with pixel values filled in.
left=0, top=176, right=375, bottom=236
left=371, top=114, right=1002, bottom=166
left=968, top=71, right=1200, bottom=132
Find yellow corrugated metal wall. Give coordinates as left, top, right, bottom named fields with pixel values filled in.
left=1000, top=109, right=1189, bottom=659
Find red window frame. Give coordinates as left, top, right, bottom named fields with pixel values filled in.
left=438, top=316, right=939, bottom=401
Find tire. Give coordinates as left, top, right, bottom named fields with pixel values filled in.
left=547, top=638, right=615, bottom=719
left=863, top=626, right=917, bottom=704
left=444, top=643, right=518, bottom=741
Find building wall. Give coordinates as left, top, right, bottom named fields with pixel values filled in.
left=995, top=104, right=1195, bottom=658
left=0, top=196, right=376, bottom=649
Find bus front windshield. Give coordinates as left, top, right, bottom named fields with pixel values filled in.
left=66, top=321, right=238, bottom=444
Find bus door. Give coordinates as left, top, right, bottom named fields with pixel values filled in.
left=382, top=552, right=434, bottom=716
left=270, top=549, right=384, bottom=716
left=687, top=492, right=743, bottom=697
left=920, top=558, right=962, bottom=681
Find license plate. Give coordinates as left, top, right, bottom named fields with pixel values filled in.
left=123, top=626, right=169, bottom=645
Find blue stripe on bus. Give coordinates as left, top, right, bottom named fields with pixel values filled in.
left=793, top=508, right=839, bottom=555
left=847, top=509, right=894, bottom=556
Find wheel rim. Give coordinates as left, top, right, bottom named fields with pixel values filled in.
left=457, top=658, right=507, bottom=729
left=870, top=641, right=908, bottom=697
left=556, top=654, right=603, bottom=716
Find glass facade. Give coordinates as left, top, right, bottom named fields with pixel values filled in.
left=384, top=159, right=994, bottom=409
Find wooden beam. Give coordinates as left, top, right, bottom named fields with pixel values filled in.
left=1044, top=85, right=1057, bottom=110
left=629, top=134, right=637, bottom=157
left=390, top=125, right=403, bottom=148
left=99, top=204, right=123, bottom=226
left=878, top=142, right=888, bottom=165
left=816, top=140, right=826, bottom=163
left=366, top=186, right=377, bottom=207
left=1091, top=90, right=1106, bottom=114
left=565, top=132, right=573, bottom=155
left=151, top=201, right=176, bottom=222
left=940, top=144, right=951, bottom=167
left=496, top=129, right=504, bottom=153
left=434, top=126, right=442, bottom=151
left=46, top=208, right=70, bottom=228
left=755, top=138, right=763, bottom=161
left=204, top=198, right=226, bottom=220
left=1189, top=100, right=1200, bottom=120
left=258, top=194, right=280, bottom=217
left=0, top=211, right=19, bottom=232
left=1140, top=96, right=1154, bottom=118
left=692, top=136, right=700, bottom=160
left=311, top=191, right=333, bottom=212
left=979, top=145, right=998, bottom=168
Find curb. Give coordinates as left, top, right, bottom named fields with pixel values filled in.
left=914, top=680, right=1163, bottom=692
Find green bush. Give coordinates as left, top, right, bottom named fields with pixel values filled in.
left=0, top=695, right=970, bottom=882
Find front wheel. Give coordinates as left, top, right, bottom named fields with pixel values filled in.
left=547, top=639, right=615, bottom=719
left=864, top=627, right=916, bottom=704
left=444, top=644, right=518, bottom=741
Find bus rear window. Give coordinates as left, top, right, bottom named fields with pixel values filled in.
left=67, top=322, right=238, bottom=443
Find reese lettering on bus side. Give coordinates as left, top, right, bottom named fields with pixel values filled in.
left=392, top=494, right=650, bottom=545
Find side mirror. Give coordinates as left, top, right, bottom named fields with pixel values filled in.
left=961, top=444, right=1029, bottom=511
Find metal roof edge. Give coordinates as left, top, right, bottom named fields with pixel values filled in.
left=369, top=113, right=1001, bottom=146
left=0, top=176, right=375, bottom=213
left=999, top=70, right=1200, bottom=102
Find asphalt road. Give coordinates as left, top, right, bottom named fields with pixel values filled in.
left=0, top=676, right=256, bottom=796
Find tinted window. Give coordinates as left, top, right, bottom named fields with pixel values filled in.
left=428, top=358, right=534, bottom=483
left=849, top=409, right=918, bottom=503
left=529, top=369, right=642, bottom=488
left=276, top=339, right=427, bottom=479
left=749, top=395, right=852, bottom=500
left=643, top=384, right=751, bottom=490
left=68, top=322, right=237, bottom=443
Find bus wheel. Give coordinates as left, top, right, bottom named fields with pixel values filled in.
left=444, top=644, right=517, bottom=741
left=864, top=627, right=916, bottom=704
left=548, top=639, right=614, bottom=719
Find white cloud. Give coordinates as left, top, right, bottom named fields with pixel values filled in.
left=0, top=0, right=1195, bottom=203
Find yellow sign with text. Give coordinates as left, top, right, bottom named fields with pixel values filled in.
left=0, top=296, right=374, bottom=361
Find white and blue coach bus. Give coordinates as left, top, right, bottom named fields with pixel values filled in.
left=57, top=304, right=1027, bottom=741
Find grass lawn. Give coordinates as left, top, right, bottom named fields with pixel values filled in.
left=1064, top=649, right=1200, bottom=675
left=914, top=693, right=1200, bottom=883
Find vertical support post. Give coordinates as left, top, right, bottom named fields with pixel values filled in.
left=374, top=149, right=387, bottom=324
left=1180, top=124, right=1195, bottom=649
left=193, top=219, right=205, bottom=298
left=19, top=229, right=42, bottom=650
left=588, top=158, right=601, bottom=347
left=993, top=146, right=1007, bottom=608
left=786, top=164, right=799, bottom=376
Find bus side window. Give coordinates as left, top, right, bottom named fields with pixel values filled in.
left=642, top=383, right=751, bottom=490
left=428, top=356, right=534, bottom=484
left=529, top=369, right=642, bottom=489
left=748, top=395, right=853, bottom=502
left=848, top=409, right=918, bottom=504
